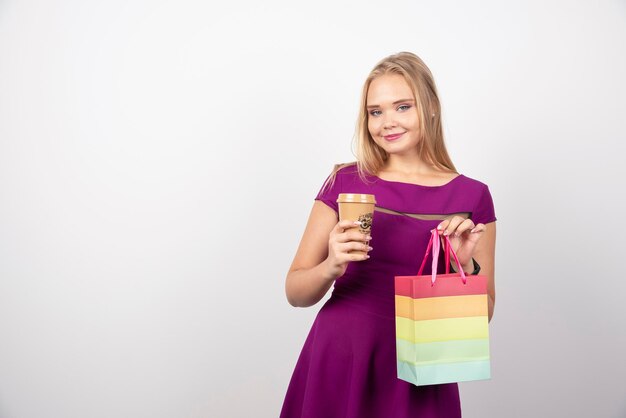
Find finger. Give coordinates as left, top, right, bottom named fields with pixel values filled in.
left=337, top=230, right=372, bottom=244
left=345, top=230, right=372, bottom=243
left=436, top=219, right=450, bottom=233
left=335, top=220, right=364, bottom=233
left=349, top=252, right=370, bottom=261
left=470, top=223, right=486, bottom=234
left=441, top=216, right=465, bottom=236
left=336, top=243, right=371, bottom=262
left=453, top=218, right=476, bottom=237
left=341, top=241, right=372, bottom=254
left=332, top=220, right=366, bottom=239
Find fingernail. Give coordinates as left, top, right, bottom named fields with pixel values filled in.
left=437, top=224, right=443, bottom=230
left=366, top=235, right=372, bottom=240
left=353, top=221, right=362, bottom=226
left=368, top=246, right=373, bottom=251
left=454, top=232, right=460, bottom=237
left=443, top=231, right=449, bottom=236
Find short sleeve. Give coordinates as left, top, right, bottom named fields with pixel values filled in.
left=472, top=184, right=497, bottom=224
left=314, top=171, right=342, bottom=213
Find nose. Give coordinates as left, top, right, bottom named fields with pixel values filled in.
left=382, top=114, right=397, bottom=129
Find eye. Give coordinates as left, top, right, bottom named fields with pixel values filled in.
left=397, top=104, right=411, bottom=111
left=369, top=110, right=382, bottom=116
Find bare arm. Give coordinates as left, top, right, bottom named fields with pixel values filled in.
left=473, top=222, right=496, bottom=322
left=439, top=218, right=497, bottom=322
left=285, top=201, right=371, bottom=307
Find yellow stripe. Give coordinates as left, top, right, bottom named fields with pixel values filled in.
left=396, top=316, right=489, bottom=343
left=395, top=295, right=488, bottom=321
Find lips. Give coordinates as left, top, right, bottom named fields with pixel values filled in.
left=384, top=132, right=405, bottom=141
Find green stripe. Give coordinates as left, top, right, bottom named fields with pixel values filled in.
left=397, top=359, right=491, bottom=386
left=396, top=338, right=490, bottom=365
left=396, top=316, right=489, bottom=343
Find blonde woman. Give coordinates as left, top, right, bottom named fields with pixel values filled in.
left=281, top=52, right=496, bottom=418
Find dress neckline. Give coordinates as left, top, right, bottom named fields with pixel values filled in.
left=372, top=173, right=464, bottom=189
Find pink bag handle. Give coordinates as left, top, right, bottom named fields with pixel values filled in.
left=444, top=238, right=451, bottom=275
left=417, top=229, right=467, bottom=285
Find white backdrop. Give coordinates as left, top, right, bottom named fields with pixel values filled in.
left=1, top=1, right=625, bottom=417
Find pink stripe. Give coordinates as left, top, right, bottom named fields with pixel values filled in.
left=395, top=274, right=488, bottom=299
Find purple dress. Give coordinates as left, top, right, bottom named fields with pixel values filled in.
left=281, top=165, right=497, bottom=418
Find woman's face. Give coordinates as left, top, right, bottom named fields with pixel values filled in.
left=366, top=74, right=420, bottom=157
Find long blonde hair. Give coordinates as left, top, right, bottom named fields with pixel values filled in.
left=322, top=52, right=457, bottom=191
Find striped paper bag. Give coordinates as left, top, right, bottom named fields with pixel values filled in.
left=394, top=229, right=491, bottom=386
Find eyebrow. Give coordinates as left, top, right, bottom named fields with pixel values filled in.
left=366, top=99, right=415, bottom=109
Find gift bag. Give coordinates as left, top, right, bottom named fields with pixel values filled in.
left=394, top=229, right=491, bottom=386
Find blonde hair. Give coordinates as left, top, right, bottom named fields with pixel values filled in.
left=321, top=52, right=457, bottom=192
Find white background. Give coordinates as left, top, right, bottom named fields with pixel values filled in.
left=1, top=1, right=625, bottom=417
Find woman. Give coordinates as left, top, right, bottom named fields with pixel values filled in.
left=281, top=51, right=496, bottom=418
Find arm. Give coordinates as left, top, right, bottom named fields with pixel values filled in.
left=472, top=222, right=496, bottom=322
left=285, top=201, right=371, bottom=307
left=439, top=219, right=497, bottom=322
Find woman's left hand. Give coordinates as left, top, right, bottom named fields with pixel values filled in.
left=436, top=216, right=486, bottom=273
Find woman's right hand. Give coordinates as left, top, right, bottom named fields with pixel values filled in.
left=324, top=220, right=372, bottom=280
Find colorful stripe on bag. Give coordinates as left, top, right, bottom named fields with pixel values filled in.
left=395, top=294, right=487, bottom=321
left=396, top=338, right=490, bottom=365
left=397, top=358, right=491, bottom=386
left=395, top=316, right=489, bottom=343
left=395, top=274, right=488, bottom=299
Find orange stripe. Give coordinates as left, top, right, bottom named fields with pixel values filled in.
left=395, top=294, right=487, bottom=321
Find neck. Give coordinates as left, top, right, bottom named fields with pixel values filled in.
left=383, top=154, right=434, bottom=175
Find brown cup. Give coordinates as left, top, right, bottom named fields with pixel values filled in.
left=336, top=193, right=376, bottom=256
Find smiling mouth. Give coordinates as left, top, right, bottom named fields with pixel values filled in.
left=384, top=132, right=405, bottom=141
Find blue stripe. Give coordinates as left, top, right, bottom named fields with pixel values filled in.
left=397, top=359, right=491, bottom=386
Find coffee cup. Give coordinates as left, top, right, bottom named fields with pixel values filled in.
left=336, top=193, right=376, bottom=256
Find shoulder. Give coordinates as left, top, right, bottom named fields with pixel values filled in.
left=456, top=174, right=491, bottom=192
left=455, top=174, right=496, bottom=223
left=333, top=162, right=380, bottom=189
left=325, top=162, right=362, bottom=187
left=334, top=162, right=359, bottom=178
left=449, top=174, right=494, bottom=207
left=315, top=162, right=358, bottom=202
